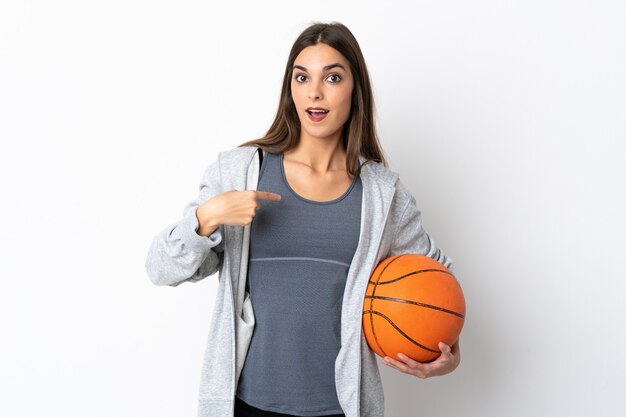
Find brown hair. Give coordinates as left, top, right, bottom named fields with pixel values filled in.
left=238, top=21, right=388, bottom=179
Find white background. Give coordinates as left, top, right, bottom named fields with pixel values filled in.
left=1, top=1, right=625, bottom=416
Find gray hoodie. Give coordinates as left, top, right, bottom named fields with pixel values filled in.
left=145, top=145, right=455, bottom=417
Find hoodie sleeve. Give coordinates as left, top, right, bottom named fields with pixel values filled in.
left=145, top=157, right=225, bottom=287
left=387, top=179, right=456, bottom=276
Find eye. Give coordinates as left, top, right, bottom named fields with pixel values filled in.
left=327, top=73, right=342, bottom=83
left=293, top=73, right=342, bottom=84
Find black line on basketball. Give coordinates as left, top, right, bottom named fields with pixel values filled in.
left=369, top=254, right=405, bottom=356
left=368, top=268, right=455, bottom=285
left=364, top=294, right=465, bottom=319
left=363, top=310, right=441, bottom=353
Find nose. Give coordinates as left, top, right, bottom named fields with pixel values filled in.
left=308, top=80, right=323, bottom=100
left=308, top=91, right=321, bottom=100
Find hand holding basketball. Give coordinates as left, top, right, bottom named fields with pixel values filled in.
left=196, top=189, right=282, bottom=235
left=382, top=339, right=461, bottom=378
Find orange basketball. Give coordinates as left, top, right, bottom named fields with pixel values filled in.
left=362, top=254, right=466, bottom=363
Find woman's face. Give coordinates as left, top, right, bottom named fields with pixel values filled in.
left=290, top=43, right=354, bottom=142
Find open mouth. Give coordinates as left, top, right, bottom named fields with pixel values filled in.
left=306, top=109, right=329, bottom=121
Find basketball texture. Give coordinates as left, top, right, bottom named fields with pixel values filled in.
left=362, top=254, right=465, bottom=363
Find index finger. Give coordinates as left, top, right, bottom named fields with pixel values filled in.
left=255, top=190, right=282, bottom=201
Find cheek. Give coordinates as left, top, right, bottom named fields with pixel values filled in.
left=333, top=89, right=353, bottom=119
left=290, top=84, right=302, bottom=105
left=291, top=92, right=304, bottom=118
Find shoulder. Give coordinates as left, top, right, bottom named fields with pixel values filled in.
left=393, top=176, right=414, bottom=202
left=375, top=162, right=414, bottom=215
left=358, top=157, right=414, bottom=218
left=218, top=145, right=258, bottom=160
left=196, top=146, right=258, bottom=183
left=213, top=145, right=258, bottom=170
left=359, top=156, right=401, bottom=189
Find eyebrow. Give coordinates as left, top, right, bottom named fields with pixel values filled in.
left=293, top=63, right=346, bottom=72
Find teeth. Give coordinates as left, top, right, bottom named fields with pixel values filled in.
left=309, top=109, right=328, bottom=113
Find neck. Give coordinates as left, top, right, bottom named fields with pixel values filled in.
left=288, top=131, right=347, bottom=174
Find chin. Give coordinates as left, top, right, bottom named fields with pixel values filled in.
left=305, top=127, right=341, bottom=140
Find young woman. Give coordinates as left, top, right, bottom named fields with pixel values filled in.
left=146, top=21, right=460, bottom=417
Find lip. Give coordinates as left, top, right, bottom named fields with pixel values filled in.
left=306, top=108, right=329, bottom=122
left=305, top=107, right=329, bottom=122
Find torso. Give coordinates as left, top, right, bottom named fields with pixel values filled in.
left=238, top=148, right=361, bottom=415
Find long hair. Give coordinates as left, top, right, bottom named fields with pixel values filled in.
left=238, top=21, right=388, bottom=179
